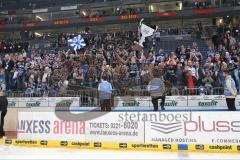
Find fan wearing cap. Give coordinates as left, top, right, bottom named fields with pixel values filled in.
left=223, top=69, right=237, bottom=111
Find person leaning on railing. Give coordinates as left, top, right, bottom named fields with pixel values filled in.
left=98, top=74, right=113, bottom=112
left=148, top=67, right=166, bottom=111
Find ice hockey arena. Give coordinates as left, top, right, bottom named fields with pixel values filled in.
left=0, top=0, right=240, bottom=159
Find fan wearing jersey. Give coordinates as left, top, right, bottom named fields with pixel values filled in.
left=98, top=75, right=113, bottom=111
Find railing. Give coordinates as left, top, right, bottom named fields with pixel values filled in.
left=181, top=87, right=224, bottom=96
left=5, top=87, right=225, bottom=98
left=5, top=87, right=229, bottom=109
left=4, top=86, right=228, bottom=109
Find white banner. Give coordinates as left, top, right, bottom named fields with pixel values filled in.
left=18, top=112, right=143, bottom=142
left=18, top=111, right=240, bottom=145
left=32, top=8, right=48, bottom=13
left=61, top=5, right=77, bottom=10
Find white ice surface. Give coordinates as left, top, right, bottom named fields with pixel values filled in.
left=0, top=145, right=240, bottom=160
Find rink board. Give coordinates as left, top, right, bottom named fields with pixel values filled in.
left=2, top=111, right=240, bottom=153
left=16, top=111, right=240, bottom=144
left=7, top=95, right=240, bottom=110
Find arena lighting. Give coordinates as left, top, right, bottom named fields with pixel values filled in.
left=219, top=18, right=223, bottom=24
left=36, top=15, right=44, bottom=21
left=82, top=11, right=86, bottom=16
left=150, top=5, right=154, bottom=12
left=34, top=32, right=42, bottom=37
left=179, top=2, right=182, bottom=10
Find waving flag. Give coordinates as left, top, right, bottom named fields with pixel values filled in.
left=68, top=35, right=86, bottom=51
left=138, top=19, right=157, bottom=47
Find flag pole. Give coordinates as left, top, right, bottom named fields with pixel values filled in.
left=138, top=19, right=144, bottom=43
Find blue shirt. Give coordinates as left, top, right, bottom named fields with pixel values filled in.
left=156, top=52, right=165, bottom=62
left=180, top=52, right=186, bottom=60
left=99, top=81, right=112, bottom=100
left=224, top=76, right=237, bottom=97
left=0, top=74, right=5, bottom=82
left=207, top=50, right=215, bottom=58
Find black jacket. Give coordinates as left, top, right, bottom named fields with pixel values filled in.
left=2, top=60, right=15, bottom=72
left=0, top=96, right=8, bottom=111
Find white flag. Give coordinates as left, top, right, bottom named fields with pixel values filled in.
left=68, top=35, right=86, bottom=51
left=139, top=23, right=155, bottom=47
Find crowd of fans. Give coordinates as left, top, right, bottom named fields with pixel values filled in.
left=0, top=41, right=29, bottom=53
left=0, top=27, right=239, bottom=97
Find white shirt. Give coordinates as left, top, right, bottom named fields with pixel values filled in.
left=191, top=67, right=196, bottom=77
